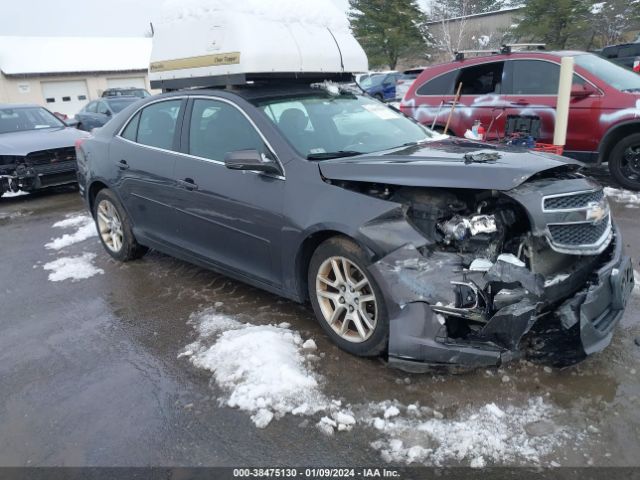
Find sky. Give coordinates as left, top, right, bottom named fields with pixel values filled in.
left=1, top=0, right=430, bottom=37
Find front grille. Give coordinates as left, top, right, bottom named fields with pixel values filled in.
left=548, top=215, right=610, bottom=246
left=32, top=160, right=76, bottom=175
left=544, top=190, right=604, bottom=210
left=26, top=147, right=75, bottom=166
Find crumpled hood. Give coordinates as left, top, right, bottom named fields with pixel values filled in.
left=318, top=138, right=582, bottom=191
left=0, top=127, right=88, bottom=156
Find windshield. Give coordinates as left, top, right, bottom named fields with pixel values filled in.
left=107, top=98, right=139, bottom=113
left=0, top=106, right=64, bottom=134
left=574, top=54, right=640, bottom=92
left=254, top=92, right=438, bottom=159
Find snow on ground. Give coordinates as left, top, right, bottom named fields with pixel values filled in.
left=183, top=309, right=579, bottom=463
left=43, top=253, right=104, bottom=282
left=181, top=310, right=328, bottom=428
left=2, top=190, right=28, bottom=198
left=604, top=187, right=640, bottom=207
left=45, top=214, right=97, bottom=250
left=367, top=397, right=573, bottom=467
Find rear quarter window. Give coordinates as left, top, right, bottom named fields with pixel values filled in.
left=416, top=70, right=457, bottom=95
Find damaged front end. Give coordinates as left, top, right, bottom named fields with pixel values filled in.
left=353, top=174, right=634, bottom=370
left=0, top=148, right=78, bottom=195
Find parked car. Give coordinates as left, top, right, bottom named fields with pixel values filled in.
left=395, top=68, right=424, bottom=101
left=0, top=104, right=88, bottom=196
left=598, top=42, right=640, bottom=72
left=75, top=97, right=141, bottom=131
left=401, top=51, right=640, bottom=190
left=76, top=84, right=633, bottom=370
left=101, top=87, right=151, bottom=99
left=359, top=71, right=400, bottom=102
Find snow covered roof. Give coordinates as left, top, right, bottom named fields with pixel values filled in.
left=0, top=36, right=152, bottom=76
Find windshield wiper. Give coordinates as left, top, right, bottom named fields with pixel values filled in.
left=307, top=150, right=364, bottom=160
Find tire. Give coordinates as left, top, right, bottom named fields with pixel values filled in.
left=76, top=123, right=84, bottom=131
left=608, top=133, right=640, bottom=191
left=308, top=236, right=388, bottom=357
left=93, top=189, right=147, bottom=261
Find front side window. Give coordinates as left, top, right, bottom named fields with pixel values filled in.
left=0, top=107, right=64, bottom=134
left=189, top=99, right=265, bottom=161
left=510, top=60, right=585, bottom=95
left=254, top=92, right=437, bottom=159
left=97, top=102, right=109, bottom=115
left=457, top=62, right=504, bottom=95
left=136, top=100, right=182, bottom=150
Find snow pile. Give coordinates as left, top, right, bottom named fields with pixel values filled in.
left=46, top=214, right=97, bottom=250
left=159, top=0, right=350, bottom=31
left=2, top=190, right=28, bottom=198
left=604, top=187, right=640, bottom=206
left=368, top=397, right=569, bottom=466
left=43, top=253, right=104, bottom=282
left=182, top=310, right=327, bottom=428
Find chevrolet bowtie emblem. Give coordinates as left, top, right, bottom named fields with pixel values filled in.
left=585, top=200, right=608, bottom=224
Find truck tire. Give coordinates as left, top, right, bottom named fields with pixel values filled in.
left=608, top=133, right=640, bottom=191
left=308, top=236, right=388, bottom=357
left=93, top=189, right=148, bottom=261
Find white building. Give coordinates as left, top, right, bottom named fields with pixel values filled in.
left=0, top=36, right=153, bottom=116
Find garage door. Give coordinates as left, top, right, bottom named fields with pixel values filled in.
left=106, top=77, right=147, bottom=90
left=41, top=80, right=89, bottom=118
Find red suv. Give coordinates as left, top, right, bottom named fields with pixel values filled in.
left=401, top=51, right=640, bottom=190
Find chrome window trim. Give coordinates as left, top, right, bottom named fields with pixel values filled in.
left=115, top=94, right=285, bottom=180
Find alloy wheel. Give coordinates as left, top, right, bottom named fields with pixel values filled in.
left=96, top=199, right=124, bottom=253
left=315, top=256, right=378, bottom=343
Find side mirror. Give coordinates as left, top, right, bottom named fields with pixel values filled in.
left=104, top=110, right=112, bottom=117
left=571, top=83, right=597, bottom=98
left=224, top=149, right=282, bottom=175
left=65, top=118, right=79, bottom=128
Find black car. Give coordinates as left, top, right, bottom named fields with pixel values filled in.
left=598, top=42, right=640, bottom=71
left=76, top=84, right=634, bottom=370
left=75, top=97, right=141, bottom=131
left=0, top=104, right=88, bottom=196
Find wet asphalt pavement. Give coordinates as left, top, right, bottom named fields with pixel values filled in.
left=0, top=170, right=639, bottom=468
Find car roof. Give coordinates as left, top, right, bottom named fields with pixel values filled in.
left=426, top=50, right=591, bottom=69
left=104, top=95, right=139, bottom=101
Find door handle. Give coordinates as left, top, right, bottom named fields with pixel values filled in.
left=118, top=159, right=129, bottom=170
left=178, top=178, right=198, bottom=191
left=511, top=99, right=530, bottom=106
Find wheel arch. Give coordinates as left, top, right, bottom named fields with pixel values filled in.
left=294, top=229, right=375, bottom=302
left=598, top=120, right=640, bottom=164
left=87, top=180, right=110, bottom=214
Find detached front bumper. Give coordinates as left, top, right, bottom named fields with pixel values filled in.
left=370, top=227, right=633, bottom=371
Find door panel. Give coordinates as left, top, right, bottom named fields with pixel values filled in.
left=111, top=99, right=185, bottom=244
left=504, top=59, right=602, bottom=151
left=172, top=98, right=284, bottom=286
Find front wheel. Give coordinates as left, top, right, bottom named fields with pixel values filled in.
left=308, top=237, right=388, bottom=357
left=93, top=189, right=147, bottom=261
left=608, top=133, right=640, bottom=191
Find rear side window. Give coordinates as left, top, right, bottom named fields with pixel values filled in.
left=136, top=100, right=182, bottom=150
left=189, top=99, right=264, bottom=161
left=121, top=111, right=140, bottom=141
left=457, top=62, right=504, bottom=95
left=416, top=70, right=457, bottom=95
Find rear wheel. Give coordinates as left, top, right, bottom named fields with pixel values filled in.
left=308, top=237, right=388, bottom=357
left=93, top=189, right=147, bottom=261
left=608, top=133, right=640, bottom=191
